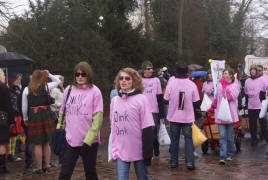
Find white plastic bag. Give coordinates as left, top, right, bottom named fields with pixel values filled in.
left=200, top=94, right=212, bottom=111
left=217, top=97, right=232, bottom=122
left=259, top=99, right=268, bottom=119
left=108, top=96, right=118, bottom=163
left=108, top=133, right=113, bottom=162
left=158, top=119, right=171, bottom=145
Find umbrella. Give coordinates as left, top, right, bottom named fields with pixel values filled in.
left=188, top=64, right=203, bottom=71
left=0, top=52, right=33, bottom=67
left=189, top=71, right=207, bottom=77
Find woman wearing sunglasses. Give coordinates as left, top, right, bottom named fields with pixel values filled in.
left=58, top=62, right=103, bottom=180
left=110, top=68, right=154, bottom=180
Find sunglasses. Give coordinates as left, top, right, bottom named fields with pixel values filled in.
left=75, top=72, right=87, bottom=77
left=119, top=76, right=131, bottom=81
left=146, top=67, right=153, bottom=71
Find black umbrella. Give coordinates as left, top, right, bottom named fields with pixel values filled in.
left=0, top=52, right=33, bottom=67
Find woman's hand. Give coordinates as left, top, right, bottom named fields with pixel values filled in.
left=44, top=70, right=50, bottom=75
left=24, top=120, right=29, bottom=127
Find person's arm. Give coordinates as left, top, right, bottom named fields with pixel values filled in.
left=22, top=87, right=29, bottom=121
left=83, top=112, right=103, bottom=146
left=47, top=74, right=61, bottom=90
left=83, top=89, right=104, bottom=146
left=142, top=126, right=153, bottom=166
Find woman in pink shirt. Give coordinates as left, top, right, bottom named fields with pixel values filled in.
left=110, top=68, right=154, bottom=180
left=210, top=68, right=240, bottom=165
left=58, top=62, right=103, bottom=180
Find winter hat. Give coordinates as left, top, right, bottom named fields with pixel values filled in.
left=175, top=61, right=188, bottom=78
left=141, top=61, right=153, bottom=70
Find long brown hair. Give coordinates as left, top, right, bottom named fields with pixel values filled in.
left=115, top=67, right=144, bottom=92
left=28, top=70, right=48, bottom=96
left=73, top=61, right=93, bottom=88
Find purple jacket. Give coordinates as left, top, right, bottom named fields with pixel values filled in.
left=212, top=79, right=240, bottom=124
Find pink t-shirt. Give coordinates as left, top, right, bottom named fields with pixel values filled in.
left=202, top=81, right=214, bottom=101
left=164, top=78, right=200, bottom=123
left=142, top=77, right=162, bottom=113
left=260, top=75, right=268, bottom=99
left=244, top=77, right=263, bottom=109
left=214, top=82, right=240, bottom=124
left=60, top=85, right=103, bottom=147
left=110, top=94, right=155, bottom=162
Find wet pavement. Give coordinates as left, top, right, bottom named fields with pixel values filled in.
left=1, top=119, right=268, bottom=180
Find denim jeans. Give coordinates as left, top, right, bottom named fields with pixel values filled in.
left=152, top=113, right=160, bottom=153
left=218, top=124, right=235, bottom=160
left=116, top=158, right=150, bottom=180
left=170, top=122, right=194, bottom=166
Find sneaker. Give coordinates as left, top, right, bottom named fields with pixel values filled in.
left=194, top=152, right=200, bottom=158
left=154, top=149, right=160, bottom=157
left=170, top=164, right=178, bottom=168
left=226, top=157, right=232, bottom=161
left=186, top=164, right=195, bottom=170
left=33, top=169, right=43, bottom=174
left=219, top=160, right=226, bottom=165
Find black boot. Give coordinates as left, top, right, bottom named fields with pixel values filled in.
left=0, top=155, right=9, bottom=173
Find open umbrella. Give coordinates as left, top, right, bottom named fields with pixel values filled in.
left=0, top=52, right=33, bottom=67
left=189, top=71, right=207, bottom=77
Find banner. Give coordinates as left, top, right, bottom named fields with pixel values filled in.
left=210, top=60, right=225, bottom=95
left=244, top=55, right=268, bottom=75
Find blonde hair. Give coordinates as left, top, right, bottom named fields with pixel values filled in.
left=115, top=67, right=144, bottom=92
left=0, top=69, right=5, bottom=83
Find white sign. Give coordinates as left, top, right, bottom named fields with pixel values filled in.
left=244, top=55, right=268, bottom=75
left=210, top=60, right=225, bottom=95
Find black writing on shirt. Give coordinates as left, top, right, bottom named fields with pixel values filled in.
left=114, top=110, right=129, bottom=136
left=66, top=94, right=89, bottom=116
left=143, top=83, right=154, bottom=94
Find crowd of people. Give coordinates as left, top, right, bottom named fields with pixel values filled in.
left=0, top=60, right=267, bottom=180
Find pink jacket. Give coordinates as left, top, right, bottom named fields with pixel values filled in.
left=212, top=79, right=240, bottom=124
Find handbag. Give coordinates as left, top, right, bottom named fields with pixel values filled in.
left=158, top=119, right=171, bottom=145
left=192, top=123, right=207, bottom=148
left=0, top=110, right=9, bottom=127
left=45, top=84, right=55, bottom=105
left=52, top=86, right=72, bottom=155
left=217, top=97, right=232, bottom=123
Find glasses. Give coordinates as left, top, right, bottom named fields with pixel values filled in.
left=75, top=72, right=87, bottom=77
left=146, top=67, right=153, bottom=71
left=119, top=76, right=131, bottom=81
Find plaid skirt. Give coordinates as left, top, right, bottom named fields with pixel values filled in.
left=28, top=106, right=55, bottom=145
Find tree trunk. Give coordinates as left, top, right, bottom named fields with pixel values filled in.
left=178, top=0, right=185, bottom=57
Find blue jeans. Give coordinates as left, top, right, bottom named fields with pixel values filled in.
left=116, top=158, right=150, bottom=180
left=170, top=122, right=194, bottom=166
left=218, top=124, right=235, bottom=160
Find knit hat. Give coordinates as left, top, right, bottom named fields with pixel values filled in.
left=175, top=61, right=188, bottom=78
left=141, top=61, right=153, bottom=70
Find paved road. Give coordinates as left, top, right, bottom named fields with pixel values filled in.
left=0, top=120, right=268, bottom=180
